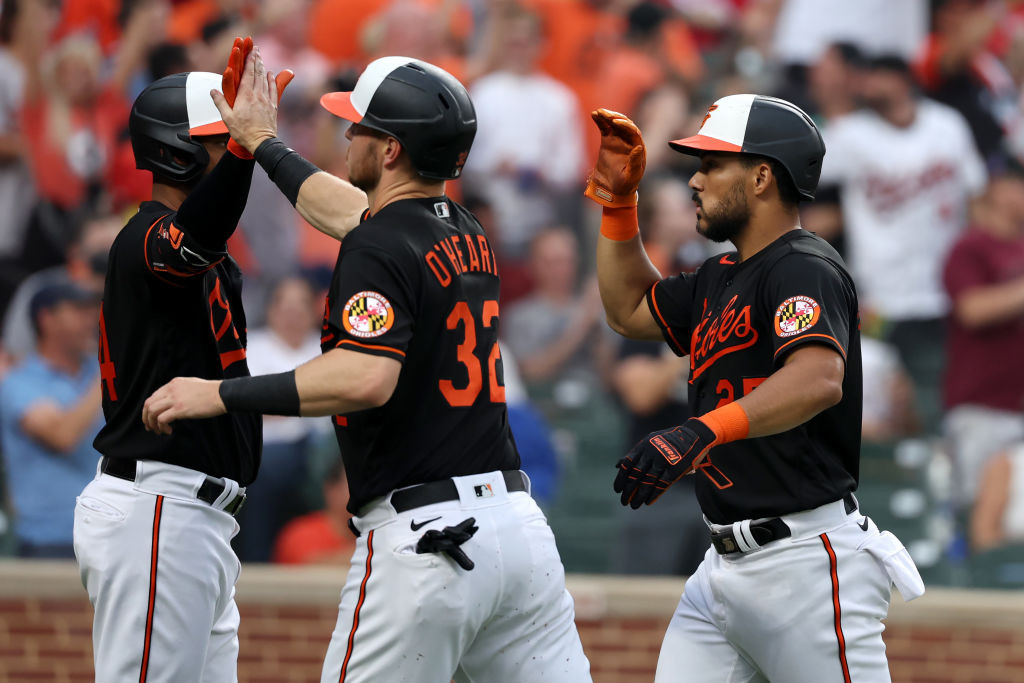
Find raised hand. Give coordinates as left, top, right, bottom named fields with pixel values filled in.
left=584, top=108, right=647, bottom=208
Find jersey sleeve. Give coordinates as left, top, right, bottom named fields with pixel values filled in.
left=323, top=246, right=415, bottom=362
left=763, top=253, right=855, bottom=365
left=137, top=212, right=227, bottom=286
left=645, top=272, right=696, bottom=357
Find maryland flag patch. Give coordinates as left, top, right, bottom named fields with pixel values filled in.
left=342, top=291, right=394, bottom=338
left=774, top=295, right=820, bottom=338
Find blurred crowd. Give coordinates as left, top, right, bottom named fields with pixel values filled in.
left=1, top=0, right=1024, bottom=584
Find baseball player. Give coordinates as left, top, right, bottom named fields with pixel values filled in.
left=70, top=43, right=331, bottom=681
left=585, top=96, right=926, bottom=682
left=141, top=53, right=591, bottom=682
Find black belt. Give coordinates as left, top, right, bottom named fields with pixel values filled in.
left=100, top=456, right=246, bottom=516
left=710, top=492, right=857, bottom=555
left=390, top=470, right=528, bottom=513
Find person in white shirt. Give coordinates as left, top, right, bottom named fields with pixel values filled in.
left=819, top=55, right=987, bottom=431
left=462, top=6, right=584, bottom=260
left=235, top=275, right=330, bottom=561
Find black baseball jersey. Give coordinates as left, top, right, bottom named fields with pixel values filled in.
left=647, top=229, right=861, bottom=524
left=93, top=200, right=262, bottom=485
left=321, top=196, right=520, bottom=514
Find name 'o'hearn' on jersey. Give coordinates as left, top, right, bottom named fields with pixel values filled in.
left=646, top=229, right=862, bottom=524
left=93, top=201, right=262, bottom=485
left=322, top=197, right=520, bottom=514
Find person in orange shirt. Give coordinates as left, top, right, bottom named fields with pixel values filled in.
left=272, top=457, right=356, bottom=565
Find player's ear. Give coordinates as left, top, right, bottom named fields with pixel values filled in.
left=751, top=160, right=772, bottom=198
left=381, top=136, right=405, bottom=169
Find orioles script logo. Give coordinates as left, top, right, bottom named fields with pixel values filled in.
left=690, top=295, right=758, bottom=380
left=700, top=104, right=718, bottom=129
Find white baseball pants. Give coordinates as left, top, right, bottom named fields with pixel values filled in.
left=73, top=459, right=244, bottom=682
left=320, top=470, right=591, bottom=683
left=655, top=497, right=924, bottom=683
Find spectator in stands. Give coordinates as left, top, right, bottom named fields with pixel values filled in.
left=807, top=42, right=866, bottom=125
left=0, top=282, right=102, bottom=558
left=769, top=0, right=928, bottom=120
left=971, top=442, right=1024, bottom=551
left=915, top=0, right=1016, bottom=164
left=0, top=0, right=53, bottom=282
left=236, top=276, right=328, bottom=562
left=799, top=42, right=867, bottom=251
left=360, top=0, right=469, bottom=83
left=819, top=54, right=987, bottom=431
left=503, top=227, right=614, bottom=398
left=272, top=457, right=355, bottom=565
left=772, top=0, right=928, bottom=74
left=19, top=10, right=156, bottom=271
left=593, top=1, right=704, bottom=120
left=2, top=213, right=119, bottom=360
left=462, top=6, right=584, bottom=259
left=943, top=171, right=1024, bottom=505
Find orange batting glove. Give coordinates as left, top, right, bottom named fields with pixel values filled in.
left=221, top=37, right=295, bottom=159
left=221, top=36, right=253, bottom=107
left=584, top=108, right=646, bottom=208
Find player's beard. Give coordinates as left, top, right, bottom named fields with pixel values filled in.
left=348, top=147, right=383, bottom=193
left=695, top=181, right=750, bottom=244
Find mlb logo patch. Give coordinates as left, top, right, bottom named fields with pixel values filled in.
left=473, top=484, right=494, bottom=499
left=434, top=202, right=451, bottom=218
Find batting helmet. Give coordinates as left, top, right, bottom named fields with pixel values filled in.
left=129, top=72, right=228, bottom=184
left=669, top=94, right=825, bottom=201
left=320, top=57, right=476, bottom=180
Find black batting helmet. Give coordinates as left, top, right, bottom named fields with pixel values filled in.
left=129, top=72, right=228, bottom=184
left=669, top=94, right=826, bottom=201
left=320, top=57, right=476, bottom=180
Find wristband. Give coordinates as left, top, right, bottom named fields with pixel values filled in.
left=696, top=401, right=749, bottom=444
left=219, top=371, right=301, bottom=416
left=253, top=137, right=320, bottom=206
left=600, top=205, right=640, bottom=241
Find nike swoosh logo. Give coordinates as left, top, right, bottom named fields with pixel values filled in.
left=858, top=517, right=869, bottom=531
left=411, top=516, right=442, bottom=532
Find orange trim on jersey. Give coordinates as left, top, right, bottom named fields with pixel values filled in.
left=649, top=282, right=686, bottom=355
left=340, top=529, right=374, bottom=682
left=139, top=495, right=164, bottom=683
left=219, top=349, right=247, bottom=370
left=773, top=333, right=847, bottom=361
left=821, top=533, right=851, bottom=683
left=335, top=339, right=406, bottom=358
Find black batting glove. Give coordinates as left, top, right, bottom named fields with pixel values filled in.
left=613, top=417, right=719, bottom=509
left=416, top=517, right=479, bottom=570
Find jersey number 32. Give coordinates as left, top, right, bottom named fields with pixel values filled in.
left=440, top=299, right=505, bottom=407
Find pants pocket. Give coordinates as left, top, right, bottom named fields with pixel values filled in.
left=860, top=530, right=925, bottom=601
left=76, top=495, right=127, bottom=523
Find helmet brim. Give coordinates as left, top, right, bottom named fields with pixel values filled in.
left=189, top=120, right=229, bottom=136
left=668, top=134, right=742, bottom=156
left=320, top=91, right=361, bottom=123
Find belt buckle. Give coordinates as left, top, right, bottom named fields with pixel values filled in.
left=712, top=533, right=738, bottom=554
left=224, top=493, right=246, bottom=517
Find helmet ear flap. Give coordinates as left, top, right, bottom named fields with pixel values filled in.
left=178, top=131, right=210, bottom=170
